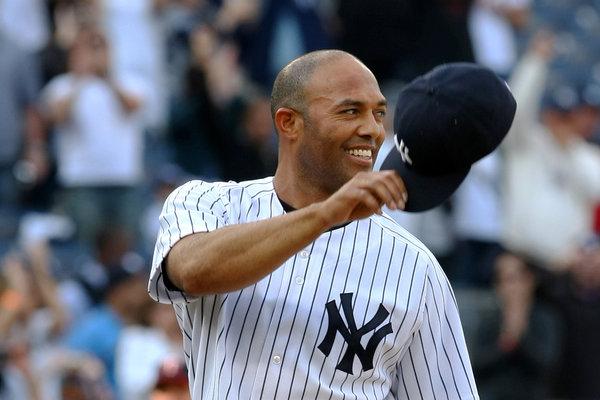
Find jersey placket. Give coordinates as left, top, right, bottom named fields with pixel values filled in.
left=249, top=244, right=314, bottom=399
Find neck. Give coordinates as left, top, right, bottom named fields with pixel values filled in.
left=273, top=165, right=332, bottom=210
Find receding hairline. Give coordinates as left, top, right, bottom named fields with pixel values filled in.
left=270, top=50, right=369, bottom=120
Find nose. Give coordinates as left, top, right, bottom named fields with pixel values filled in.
left=357, top=111, right=385, bottom=143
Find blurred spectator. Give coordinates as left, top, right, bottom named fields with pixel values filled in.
left=451, top=153, right=505, bottom=287
left=451, top=0, right=533, bottom=288
left=334, top=0, right=417, bottom=83
left=470, top=252, right=562, bottom=400
left=0, top=339, right=42, bottom=400
left=99, top=0, right=170, bottom=131
left=41, top=26, right=148, bottom=246
left=65, top=225, right=136, bottom=310
left=595, top=203, right=600, bottom=235
left=241, top=0, right=332, bottom=87
left=335, top=0, right=474, bottom=85
left=168, top=24, right=226, bottom=179
left=226, top=93, right=278, bottom=181
left=502, top=31, right=600, bottom=272
left=160, top=0, right=260, bottom=98
left=63, top=263, right=150, bottom=396
left=468, top=0, right=532, bottom=78
left=116, top=302, right=183, bottom=400
left=0, top=265, right=41, bottom=400
left=39, top=0, right=90, bottom=85
left=0, top=30, right=46, bottom=221
left=544, top=238, right=600, bottom=399
left=58, top=362, right=113, bottom=400
left=169, top=24, right=251, bottom=180
left=0, top=0, right=50, bottom=53
left=160, top=0, right=219, bottom=98
left=141, top=163, right=189, bottom=257
left=0, top=240, right=70, bottom=400
left=150, top=358, right=190, bottom=400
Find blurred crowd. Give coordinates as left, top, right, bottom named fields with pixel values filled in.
left=1, top=0, right=600, bottom=399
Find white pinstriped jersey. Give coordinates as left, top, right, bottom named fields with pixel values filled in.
left=148, top=177, right=479, bottom=400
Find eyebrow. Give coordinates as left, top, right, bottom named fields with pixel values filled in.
left=335, top=98, right=387, bottom=108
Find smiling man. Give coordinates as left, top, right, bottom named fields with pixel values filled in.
left=148, top=50, right=478, bottom=399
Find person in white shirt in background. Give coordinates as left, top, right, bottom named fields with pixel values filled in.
left=116, top=302, right=184, bottom=400
left=502, top=31, right=600, bottom=272
left=41, top=26, right=147, bottom=247
left=97, top=0, right=169, bottom=132
left=468, top=0, right=531, bottom=79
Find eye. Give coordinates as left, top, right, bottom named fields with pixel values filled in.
left=342, top=108, right=358, bottom=115
left=375, top=110, right=386, bottom=118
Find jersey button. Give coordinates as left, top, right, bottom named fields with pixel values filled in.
left=295, top=276, right=304, bottom=285
left=272, top=355, right=282, bottom=365
left=300, top=250, right=309, bottom=258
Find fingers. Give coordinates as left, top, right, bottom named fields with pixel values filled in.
left=376, top=170, right=407, bottom=210
left=355, top=188, right=383, bottom=216
left=322, top=170, right=409, bottom=226
left=354, top=171, right=407, bottom=211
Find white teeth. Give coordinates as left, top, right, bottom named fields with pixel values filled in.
left=346, top=149, right=372, bottom=158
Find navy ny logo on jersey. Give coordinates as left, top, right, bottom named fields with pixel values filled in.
left=318, top=293, right=393, bottom=374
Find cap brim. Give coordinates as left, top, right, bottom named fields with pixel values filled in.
left=378, top=147, right=470, bottom=212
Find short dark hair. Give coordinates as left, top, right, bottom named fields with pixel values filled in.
left=270, top=50, right=356, bottom=120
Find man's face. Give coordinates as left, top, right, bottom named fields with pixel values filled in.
left=569, top=105, right=600, bottom=139
left=296, top=57, right=387, bottom=194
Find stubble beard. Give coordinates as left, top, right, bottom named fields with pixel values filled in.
left=298, top=117, right=351, bottom=197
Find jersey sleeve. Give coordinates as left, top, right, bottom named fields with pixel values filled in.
left=395, top=260, right=479, bottom=400
left=148, top=180, right=229, bottom=304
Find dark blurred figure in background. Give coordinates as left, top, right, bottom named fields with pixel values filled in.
left=226, top=93, right=277, bottom=181
left=0, top=29, right=46, bottom=239
left=240, top=0, right=332, bottom=87
left=168, top=24, right=239, bottom=180
left=450, top=0, right=533, bottom=288
left=335, top=0, right=475, bottom=85
left=469, top=252, right=562, bottom=400
left=544, top=238, right=600, bottom=399
left=170, top=23, right=277, bottom=182
left=68, top=225, right=137, bottom=310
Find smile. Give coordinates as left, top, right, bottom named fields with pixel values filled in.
left=345, top=148, right=373, bottom=159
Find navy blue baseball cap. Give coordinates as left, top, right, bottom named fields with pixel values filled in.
left=379, top=62, right=517, bottom=212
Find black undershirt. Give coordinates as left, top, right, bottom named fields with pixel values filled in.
left=278, top=197, right=352, bottom=232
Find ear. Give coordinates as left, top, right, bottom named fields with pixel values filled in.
left=274, top=107, right=303, bottom=140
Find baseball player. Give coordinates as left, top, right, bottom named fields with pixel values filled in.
left=149, top=50, right=482, bottom=399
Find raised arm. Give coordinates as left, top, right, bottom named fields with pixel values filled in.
left=503, top=32, right=554, bottom=150
left=164, top=170, right=406, bottom=296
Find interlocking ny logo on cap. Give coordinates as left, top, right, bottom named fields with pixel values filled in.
left=317, top=293, right=393, bottom=374
left=394, top=136, right=413, bottom=165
